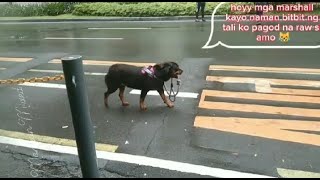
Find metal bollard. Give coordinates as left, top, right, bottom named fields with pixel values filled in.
left=61, top=55, right=99, bottom=178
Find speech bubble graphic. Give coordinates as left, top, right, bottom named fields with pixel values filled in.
left=202, top=2, right=320, bottom=49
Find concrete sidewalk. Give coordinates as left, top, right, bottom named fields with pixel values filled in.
left=0, top=143, right=128, bottom=178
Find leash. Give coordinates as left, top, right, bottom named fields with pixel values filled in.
left=141, top=66, right=181, bottom=102
left=164, top=78, right=181, bottom=102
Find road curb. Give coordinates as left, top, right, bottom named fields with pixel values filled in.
left=0, top=15, right=227, bottom=22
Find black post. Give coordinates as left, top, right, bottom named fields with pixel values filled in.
left=61, top=55, right=99, bottom=178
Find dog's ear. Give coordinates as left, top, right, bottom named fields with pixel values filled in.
left=163, top=65, right=171, bottom=74
left=162, top=63, right=173, bottom=75
left=154, top=63, right=164, bottom=70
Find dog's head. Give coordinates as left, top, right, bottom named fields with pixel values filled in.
left=154, top=62, right=183, bottom=81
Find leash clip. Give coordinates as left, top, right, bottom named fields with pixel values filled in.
left=177, top=79, right=181, bottom=86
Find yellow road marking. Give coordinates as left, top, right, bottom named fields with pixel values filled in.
left=277, top=168, right=320, bottom=178
left=0, top=129, right=118, bottom=152
left=210, top=65, right=320, bottom=75
left=194, top=116, right=320, bottom=146
left=0, top=57, right=33, bottom=62
left=0, top=67, right=5, bottom=70
left=202, top=90, right=320, bottom=104
left=199, top=90, right=320, bottom=118
left=50, top=59, right=155, bottom=66
left=271, top=87, right=320, bottom=97
left=206, top=76, right=320, bottom=87
left=199, top=100, right=320, bottom=118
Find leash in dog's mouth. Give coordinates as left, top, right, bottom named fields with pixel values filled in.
left=164, top=78, right=181, bottom=102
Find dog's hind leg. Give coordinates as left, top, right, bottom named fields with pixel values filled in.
left=104, top=87, right=117, bottom=108
left=119, top=85, right=129, bottom=106
left=104, top=74, right=119, bottom=108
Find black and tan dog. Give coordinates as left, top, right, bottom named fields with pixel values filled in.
left=104, top=62, right=183, bottom=111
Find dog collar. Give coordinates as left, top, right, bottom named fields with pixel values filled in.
left=141, top=66, right=156, bottom=78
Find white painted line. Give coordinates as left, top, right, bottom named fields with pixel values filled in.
left=28, top=69, right=63, bottom=73
left=130, top=89, right=198, bottom=99
left=19, top=82, right=66, bottom=89
left=88, top=27, right=152, bottom=30
left=254, top=80, right=272, bottom=93
left=28, top=69, right=106, bottom=76
left=85, top=72, right=106, bottom=76
left=0, top=136, right=274, bottom=178
left=44, top=37, right=123, bottom=40
left=17, top=83, right=198, bottom=100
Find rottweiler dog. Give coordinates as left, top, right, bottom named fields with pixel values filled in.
left=104, top=62, right=183, bottom=111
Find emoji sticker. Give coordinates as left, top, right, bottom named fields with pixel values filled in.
left=279, top=32, right=290, bottom=42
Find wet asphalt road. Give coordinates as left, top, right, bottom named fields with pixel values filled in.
left=0, top=20, right=320, bottom=178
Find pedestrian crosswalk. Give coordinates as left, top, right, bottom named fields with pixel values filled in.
left=194, top=64, right=320, bottom=147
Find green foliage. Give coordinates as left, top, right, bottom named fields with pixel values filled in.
left=72, top=2, right=233, bottom=17
left=0, top=2, right=77, bottom=17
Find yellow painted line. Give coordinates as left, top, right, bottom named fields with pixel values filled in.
left=194, top=116, right=320, bottom=147
left=0, top=129, right=118, bottom=153
left=210, top=65, right=320, bottom=75
left=206, top=76, right=320, bottom=87
left=50, top=59, right=155, bottom=67
left=199, top=100, right=320, bottom=118
left=277, top=168, right=320, bottom=178
left=199, top=91, right=320, bottom=118
left=271, top=87, right=320, bottom=97
left=0, top=67, right=5, bottom=70
left=202, top=90, right=320, bottom=104
left=0, top=57, right=33, bottom=62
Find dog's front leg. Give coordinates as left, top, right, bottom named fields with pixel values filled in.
left=157, top=89, right=174, bottom=108
left=140, top=90, right=148, bottom=111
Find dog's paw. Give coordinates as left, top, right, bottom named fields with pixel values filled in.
left=104, top=99, right=109, bottom=108
left=167, top=102, right=174, bottom=108
left=140, top=104, right=147, bottom=111
left=122, top=102, right=130, bottom=106
left=140, top=107, right=147, bottom=111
